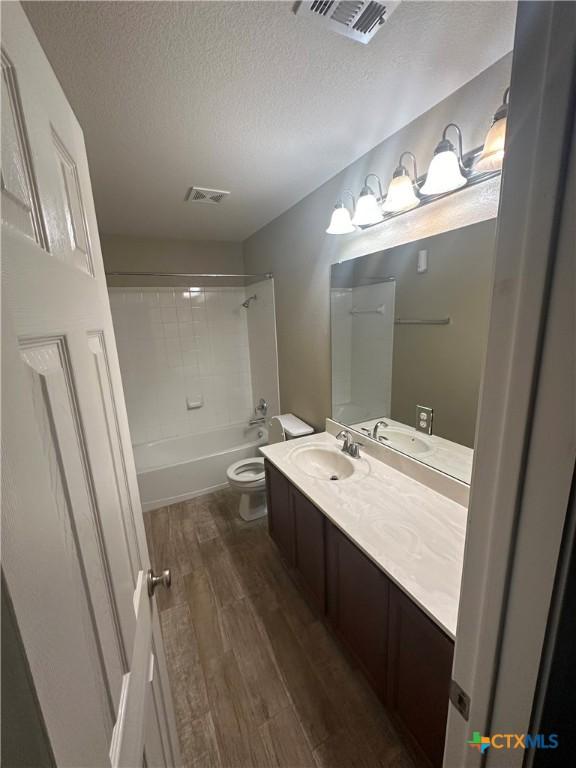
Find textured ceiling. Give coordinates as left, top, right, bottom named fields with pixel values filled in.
left=24, top=1, right=516, bottom=241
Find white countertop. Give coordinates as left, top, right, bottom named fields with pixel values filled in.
left=260, top=432, right=468, bottom=639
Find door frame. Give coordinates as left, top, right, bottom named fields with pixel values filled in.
left=444, top=2, right=576, bottom=766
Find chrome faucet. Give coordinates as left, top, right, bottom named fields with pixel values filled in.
left=249, top=398, right=269, bottom=426
left=336, top=430, right=362, bottom=459
left=372, top=420, right=389, bottom=439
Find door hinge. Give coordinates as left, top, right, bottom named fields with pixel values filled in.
left=450, top=679, right=471, bottom=721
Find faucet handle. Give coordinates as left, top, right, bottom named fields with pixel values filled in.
left=348, top=440, right=363, bottom=459
left=255, top=398, right=268, bottom=416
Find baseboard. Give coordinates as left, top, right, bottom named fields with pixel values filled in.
left=141, top=481, right=232, bottom=513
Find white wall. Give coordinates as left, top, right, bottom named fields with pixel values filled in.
left=109, top=287, right=254, bottom=445
left=245, top=278, right=281, bottom=419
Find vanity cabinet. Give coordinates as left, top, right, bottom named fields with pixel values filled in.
left=326, top=522, right=389, bottom=700
left=264, top=459, right=454, bottom=768
left=264, top=460, right=295, bottom=566
left=387, top=585, right=454, bottom=768
left=291, top=487, right=326, bottom=613
left=264, top=462, right=326, bottom=610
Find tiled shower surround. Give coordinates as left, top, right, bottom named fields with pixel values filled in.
left=109, top=286, right=261, bottom=445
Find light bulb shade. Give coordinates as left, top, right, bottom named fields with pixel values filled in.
left=326, top=205, right=355, bottom=234
left=352, top=191, right=383, bottom=226
left=420, top=150, right=467, bottom=195
left=475, top=116, right=507, bottom=172
left=383, top=174, right=420, bottom=213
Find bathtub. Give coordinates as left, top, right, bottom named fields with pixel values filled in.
left=134, top=423, right=267, bottom=512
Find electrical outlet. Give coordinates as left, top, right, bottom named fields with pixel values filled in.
left=416, top=405, right=433, bottom=435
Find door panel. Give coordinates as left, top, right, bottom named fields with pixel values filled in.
left=22, top=337, right=127, bottom=693
left=71, top=329, right=138, bottom=659
left=1, top=5, right=179, bottom=765
left=50, top=126, right=93, bottom=274
left=2, top=325, right=115, bottom=765
left=88, top=331, right=141, bottom=575
left=1, top=50, right=45, bottom=245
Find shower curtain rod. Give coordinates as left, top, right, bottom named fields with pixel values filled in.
left=105, top=271, right=273, bottom=278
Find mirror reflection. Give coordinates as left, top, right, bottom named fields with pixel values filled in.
left=330, top=220, right=496, bottom=484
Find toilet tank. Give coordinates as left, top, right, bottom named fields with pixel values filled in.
left=268, top=414, right=313, bottom=444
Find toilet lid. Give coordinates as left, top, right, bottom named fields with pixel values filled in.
left=226, top=457, right=265, bottom=483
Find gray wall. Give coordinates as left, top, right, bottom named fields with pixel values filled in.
left=101, top=234, right=244, bottom=287
left=391, top=222, right=495, bottom=447
left=243, top=54, right=511, bottom=431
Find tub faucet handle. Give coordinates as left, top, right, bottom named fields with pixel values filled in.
left=255, top=398, right=268, bottom=417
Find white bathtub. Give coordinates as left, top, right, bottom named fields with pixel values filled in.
left=134, top=423, right=267, bottom=512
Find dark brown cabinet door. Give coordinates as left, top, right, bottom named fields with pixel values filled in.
left=326, top=522, right=389, bottom=701
left=264, top=460, right=295, bottom=566
left=387, top=584, right=454, bottom=768
left=265, top=465, right=454, bottom=768
left=291, top=487, right=326, bottom=613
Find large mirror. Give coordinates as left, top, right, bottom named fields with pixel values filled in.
left=330, top=219, right=496, bottom=484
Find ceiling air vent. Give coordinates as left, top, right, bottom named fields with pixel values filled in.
left=294, top=0, right=401, bottom=44
left=184, top=186, right=230, bottom=204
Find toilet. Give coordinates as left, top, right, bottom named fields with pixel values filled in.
left=226, top=414, right=313, bottom=521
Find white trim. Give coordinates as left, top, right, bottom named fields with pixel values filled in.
left=444, top=3, right=576, bottom=766
left=141, top=481, right=231, bottom=514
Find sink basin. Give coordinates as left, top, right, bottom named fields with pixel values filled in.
left=289, top=446, right=356, bottom=480
left=377, top=429, right=430, bottom=455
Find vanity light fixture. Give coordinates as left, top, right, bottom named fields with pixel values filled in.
left=326, top=191, right=356, bottom=234
left=325, top=90, right=508, bottom=235
left=420, top=123, right=468, bottom=196
left=475, top=87, right=510, bottom=172
left=383, top=151, right=420, bottom=213
left=352, top=174, right=384, bottom=226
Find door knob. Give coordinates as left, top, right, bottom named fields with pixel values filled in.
left=147, top=568, right=171, bottom=597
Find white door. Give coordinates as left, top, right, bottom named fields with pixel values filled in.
left=1, top=5, right=180, bottom=766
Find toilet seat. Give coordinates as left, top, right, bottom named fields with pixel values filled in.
left=226, top=457, right=266, bottom=490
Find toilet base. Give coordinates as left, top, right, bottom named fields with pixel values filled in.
left=239, top=490, right=267, bottom=522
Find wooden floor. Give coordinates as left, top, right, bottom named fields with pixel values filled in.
left=144, top=489, right=416, bottom=768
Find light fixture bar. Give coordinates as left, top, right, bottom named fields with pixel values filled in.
left=356, top=145, right=500, bottom=230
